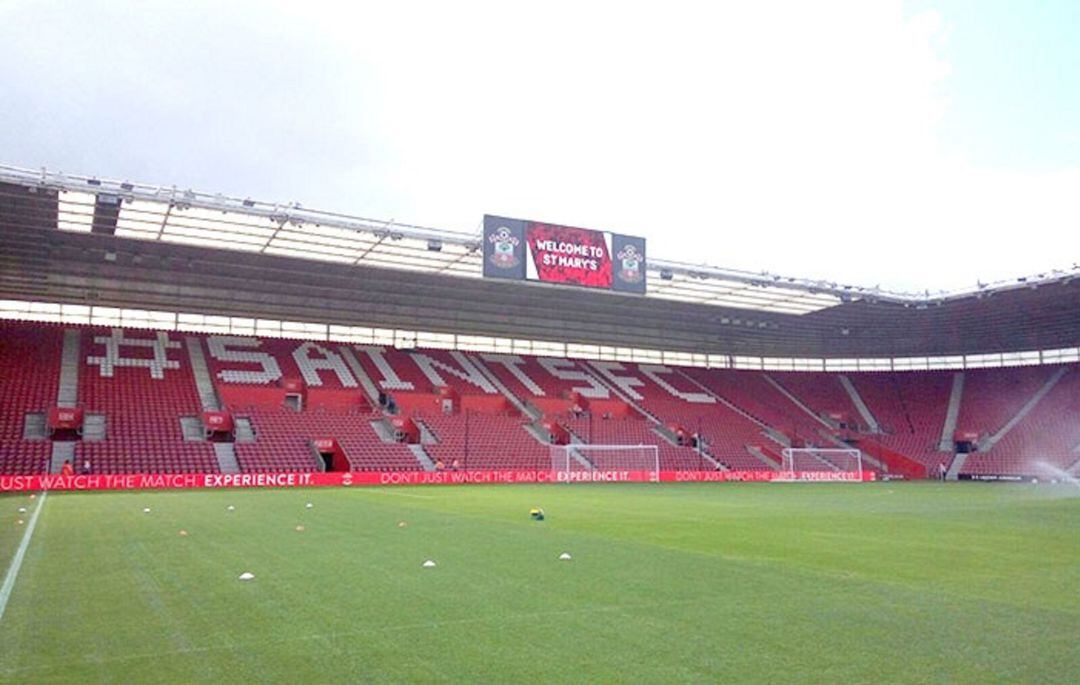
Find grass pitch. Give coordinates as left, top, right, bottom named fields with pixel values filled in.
left=1, top=482, right=1078, bottom=683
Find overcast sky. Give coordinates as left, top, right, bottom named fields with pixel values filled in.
left=1, top=0, right=1077, bottom=293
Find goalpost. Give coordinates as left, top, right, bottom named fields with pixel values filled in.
left=550, top=444, right=661, bottom=482
left=780, top=447, right=863, bottom=480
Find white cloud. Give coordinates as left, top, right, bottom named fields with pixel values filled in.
left=1, top=0, right=1076, bottom=292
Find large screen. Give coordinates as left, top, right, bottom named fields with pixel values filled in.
left=483, top=215, right=646, bottom=293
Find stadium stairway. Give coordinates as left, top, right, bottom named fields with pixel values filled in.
left=23, top=413, right=46, bottom=440
left=213, top=442, right=240, bottom=473
left=523, top=422, right=595, bottom=471
left=762, top=374, right=835, bottom=430
left=50, top=442, right=75, bottom=474
left=744, top=444, right=780, bottom=469
left=417, top=420, right=438, bottom=444
left=564, top=445, right=597, bottom=469
left=838, top=375, right=881, bottom=433
left=978, top=366, right=1068, bottom=452
left=339, top=347, right=386, bottom=408
left=938, top=372, right=965, bottom=451
left=768, top=427, right=794, bottom=447
left=57, top=328, right=80, bottom=408
left=470, top=356, right=542, bottom=420
left=185, top=336, right=222, bottom=411
left=407, top=444, right=436, bottom=471
left=369, top=419, right=398, bottom=442
left=50, top=328, right=82, bottom=473
left=365, top=417, right=436, bottom=471
left=542, top=423, right=596, bottom=469
left=82, top=414, right=106, bottom=441
left=547, top=421, right=621, bottom=469
left=234, top=418, right=256, bottom=442
left=185, top=336, right=239, bottom=473
left=945, top=451, right=968, bottom=480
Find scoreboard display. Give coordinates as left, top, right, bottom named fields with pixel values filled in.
left=482, top=215, right=646, bottom=293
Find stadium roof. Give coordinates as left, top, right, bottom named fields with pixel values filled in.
left=4, top=164, right=1076, bottom=316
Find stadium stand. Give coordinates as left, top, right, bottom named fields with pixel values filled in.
left=1, top=319, right=1078, bottom=478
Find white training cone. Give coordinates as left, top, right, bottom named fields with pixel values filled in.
left=17, top=507, right=26, bottom=513
left=226, top=505, right=236, bottom=512
left=305, top=502, right=313, bottom=509
left=238, top=572, right=255, bottom=581
left=558, top=552, right=572, bottom=561
left=422, top=559, right=437, bottom=568
left=142, top=507, right=151, bottom=514
left=16, top=519, right=23, bottom=525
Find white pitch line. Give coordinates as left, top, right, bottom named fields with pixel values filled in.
left=358, top=488, right=437, bottom=499
left=0, top=492, right=47, bottom=622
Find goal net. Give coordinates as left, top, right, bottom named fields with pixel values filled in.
left=550, top=444, right=660, bottom=482
left=780, top=448, right=863, bottom=479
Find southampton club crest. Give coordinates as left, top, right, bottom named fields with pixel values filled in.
left=487, top=227, right=520, bottom=269
left=617, top=244, right=644, bottom=283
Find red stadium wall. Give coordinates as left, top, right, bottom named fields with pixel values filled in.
left=218, top=385, right=289, bottom=409
left=532, top=397, right=633, bottom=418
left=392, top=392, right=515, bottom=415
left=0, top=468, right=876, bottom=492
